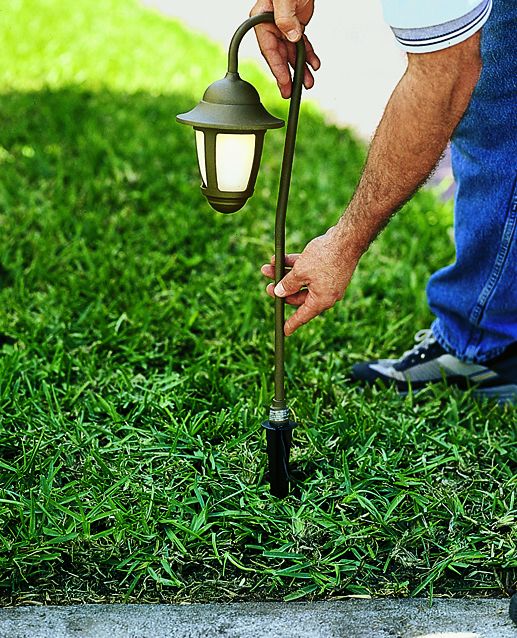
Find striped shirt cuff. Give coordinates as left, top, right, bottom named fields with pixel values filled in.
left=391, top=0, right=492, bottom=53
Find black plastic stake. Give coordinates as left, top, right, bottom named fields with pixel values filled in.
left=263, top=420, right=296, bottom=498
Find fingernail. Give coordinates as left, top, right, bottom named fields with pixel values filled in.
left=286, top=29, right=300, bottom=42
left=274, top=283, right=286, bottom=297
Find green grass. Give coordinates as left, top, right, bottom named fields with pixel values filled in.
left=0, top=0, right=515, bottom=606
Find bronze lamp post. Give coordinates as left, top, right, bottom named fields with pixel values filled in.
left=177, top=12, right=305, bottom=498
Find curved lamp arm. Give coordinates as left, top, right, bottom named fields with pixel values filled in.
left=226, top=13, right=306, bottom=421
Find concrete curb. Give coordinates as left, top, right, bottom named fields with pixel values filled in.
left=1, top=599, right=516, bottom=638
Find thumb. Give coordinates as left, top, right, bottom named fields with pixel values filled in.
left=274, top=269, right=304, bottom=297
left=273, top=0, right=303, bottom=42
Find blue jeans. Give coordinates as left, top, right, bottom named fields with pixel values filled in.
left=427, top=0, right=517, bottom=363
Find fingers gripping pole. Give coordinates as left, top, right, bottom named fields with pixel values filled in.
left=228, top=13, right=276, bottom=74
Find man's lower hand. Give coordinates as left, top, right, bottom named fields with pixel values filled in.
left=250, top=0, right=320, bottom=99
left=261, top=226, right=360, bottom=336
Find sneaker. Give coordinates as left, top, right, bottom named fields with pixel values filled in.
left=351, top=329, right=517, bottom=404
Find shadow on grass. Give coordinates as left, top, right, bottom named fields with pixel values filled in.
left=0, top=87, right=514, bottom=605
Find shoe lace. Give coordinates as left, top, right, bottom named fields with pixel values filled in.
left=401, top=328, right=436, bottom=359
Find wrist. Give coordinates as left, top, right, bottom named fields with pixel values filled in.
left=331, top=214, right=370, bottom=260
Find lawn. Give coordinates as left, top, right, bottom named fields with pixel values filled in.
left=0, top=0, right=515, bottom=605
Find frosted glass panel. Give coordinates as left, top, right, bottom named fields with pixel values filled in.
left=216, top=134, right=256, bottom=192
left=195, top=130, right=207, bottom=186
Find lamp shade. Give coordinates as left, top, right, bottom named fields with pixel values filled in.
left=177, top=72, right=284, bottom=213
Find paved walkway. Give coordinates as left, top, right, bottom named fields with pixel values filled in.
left=142, top=0, right=453, bottom=190
left=142, top=0, right=405, bottom=139
left=1, top=599, right=515, bottom=637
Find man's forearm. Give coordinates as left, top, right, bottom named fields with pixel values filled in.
left=335, top=35, right=482, bottom=256
left=264, top=33, right=484, bottom=335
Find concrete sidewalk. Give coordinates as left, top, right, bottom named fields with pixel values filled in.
left=1, top=599, right=515, bottom=638
left=142, top=0, right=453, bottom=192
left=142, top=0, right=406, bottom=139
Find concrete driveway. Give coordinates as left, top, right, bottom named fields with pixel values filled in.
left=1, top=599, right=515, bottom=638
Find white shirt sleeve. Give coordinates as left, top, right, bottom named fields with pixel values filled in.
left=380, top=0, right=492, bottom=53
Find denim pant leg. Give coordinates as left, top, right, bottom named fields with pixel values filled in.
left=427, top=163, right=517, bottom=363
left=426, top=0, right=517, bottom=363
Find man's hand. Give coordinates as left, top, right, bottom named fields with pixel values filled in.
left=250, top=0, right=320, bottom=99
left=261, top=226, right=361, bottom=335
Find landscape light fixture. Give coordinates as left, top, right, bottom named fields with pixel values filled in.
left=177, top=12, right=306, bottom=498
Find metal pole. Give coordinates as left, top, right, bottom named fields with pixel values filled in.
left=266, top=38, right=304, bottom=498
left=227, top=13, right=305, bottom=497
left=272, top=38, right=305, bottom=414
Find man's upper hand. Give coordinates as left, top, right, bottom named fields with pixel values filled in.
left=250, top=0, right=320, bottom=99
